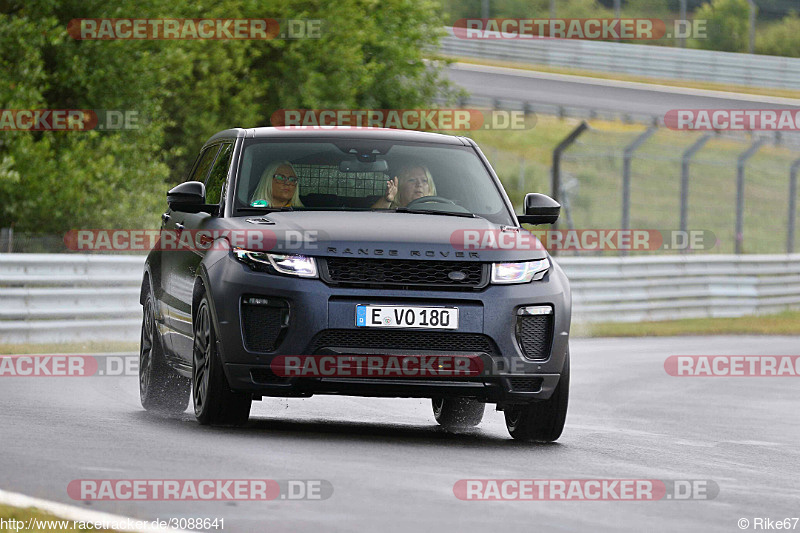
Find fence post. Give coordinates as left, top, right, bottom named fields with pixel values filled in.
left=680, top=134, right=712, bottom=236
left=747, top=0, right=756, bottom=54
left=0, top=227, right=12, bottom=253
left=522, top=101, right=532, bottom=116
left=788, top=157, right=800, bottom=254
left=735, top=139, right=766, bottom=254
left=622, top=128, right=657, bottom=234
left=552, top=121, right=589, bottom=205
left=549, top=122, right=589, bottom=256
left=679, top=0, right=687, bottom=48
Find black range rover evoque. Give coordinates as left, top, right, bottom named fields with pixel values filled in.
left=139, top=126, right=571, bottom=441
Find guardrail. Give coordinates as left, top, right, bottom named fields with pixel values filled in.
left=1, top=253, right=799, bottom=344
left=0, top=254, right=144, bottom=344
left=439, top=26, right=800, bottom=90
left=558, top=254, right=800, bottom=322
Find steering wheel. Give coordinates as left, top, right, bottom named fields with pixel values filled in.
left=405, top=196, right=457, bottom=208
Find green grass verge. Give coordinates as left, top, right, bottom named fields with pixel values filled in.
left=572, top=310, right=800, bottom=337
left=0, top=341, right=138, bottom=355
left=0, top=504, right=122, bottom=532
left=449, top=56, right=800, bottom=100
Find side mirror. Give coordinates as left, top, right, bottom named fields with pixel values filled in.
left=517, top=193, right=560, bottom=225
left=167, top=181, right=211, bottom=213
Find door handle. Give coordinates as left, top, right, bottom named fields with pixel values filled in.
left=161, top=213, right=170, bottom=223
left=175, top=223, right=185, bottom=232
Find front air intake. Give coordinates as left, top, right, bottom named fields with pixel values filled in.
left=241, top=296, right=290, bottom=352
left=515, top=306, right=554, bottom=360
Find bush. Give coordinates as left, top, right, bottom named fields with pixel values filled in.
left=756, top=12, right=800, bottom=57
left=690, top=0, right=752, bottom=52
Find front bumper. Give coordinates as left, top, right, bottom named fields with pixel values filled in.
left=204, top=254, right=571, bottom=403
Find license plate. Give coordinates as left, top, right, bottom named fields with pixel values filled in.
left=356, top=305, right=458, bottom=330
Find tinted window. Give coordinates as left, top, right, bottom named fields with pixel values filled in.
left=188, top=145, right=220, bottom=184
left=205, top=143, right=233, bottom=205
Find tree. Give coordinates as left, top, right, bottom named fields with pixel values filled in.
left=0, top=0, right=457, bottom=234
left=690, top=0, right=751, bottom=52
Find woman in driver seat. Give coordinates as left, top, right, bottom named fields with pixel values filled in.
left=250, top=160, right=304, bottom=208
left=372, top=164, right=437, bottom=209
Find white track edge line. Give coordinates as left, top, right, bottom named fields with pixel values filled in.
left=0, top=488, right=190, bottom=533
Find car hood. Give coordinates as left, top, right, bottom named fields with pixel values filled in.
left=216, top=211, right=548, bottom=261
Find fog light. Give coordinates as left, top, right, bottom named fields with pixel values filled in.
left=517, top=305, right=553, bottom=316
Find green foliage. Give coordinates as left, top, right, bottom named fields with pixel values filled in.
left=756, top=11, right=800, bottom=57
left=440, top=0, right=613, bottom=21
left=0, top=0, right=455, bottom=233
left=690, top=0, right=752, bottom=52
left=0, top=3, right=169, bottom=232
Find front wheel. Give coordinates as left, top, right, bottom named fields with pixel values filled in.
left=192, top=296, right=251, bottom=426
left=139, top=290, right=191, bottom=414
left=432, top=398, right=485, bottom=428
left=504, top=351, right=570, bottom=442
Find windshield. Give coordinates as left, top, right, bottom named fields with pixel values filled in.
left=234, top=139, right=514, bottom=225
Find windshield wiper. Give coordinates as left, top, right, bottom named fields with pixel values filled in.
left=394, top=207, right=479, bottom=219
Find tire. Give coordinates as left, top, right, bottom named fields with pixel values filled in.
left=504, top=351, right=570, bottom=442
left=432, top=397, right=485, bottom=428
left=192, top=296, right=251, bottom=426
left=139, top=288, right=191, bottom=414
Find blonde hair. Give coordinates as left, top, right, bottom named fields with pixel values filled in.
left=391, top=164, right=437, bottom=208
left=250, top=160, right=304, bottom=207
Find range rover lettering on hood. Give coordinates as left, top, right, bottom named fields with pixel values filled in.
left=326, top=247, right=480, bottom=258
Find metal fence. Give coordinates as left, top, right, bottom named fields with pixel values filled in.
left=1, top=254, right=799, bottom=344
left=475, top=120, right=800, bottom=256
left=439, top=26, right=800, bottom=90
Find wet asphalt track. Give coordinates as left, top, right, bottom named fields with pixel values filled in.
left=1, top=335, right=799, bottom=533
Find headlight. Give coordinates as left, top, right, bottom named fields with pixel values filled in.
left=491, top=258, right=549, bottom=284
left=233, top=249, right=318, bottom=278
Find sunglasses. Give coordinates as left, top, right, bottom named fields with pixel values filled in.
left=273, top=174, right=299, bottom=184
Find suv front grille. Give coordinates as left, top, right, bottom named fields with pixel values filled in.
left=308, top=329, right=498, bottom=355
left=321, top=258, right=487, bottom=289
